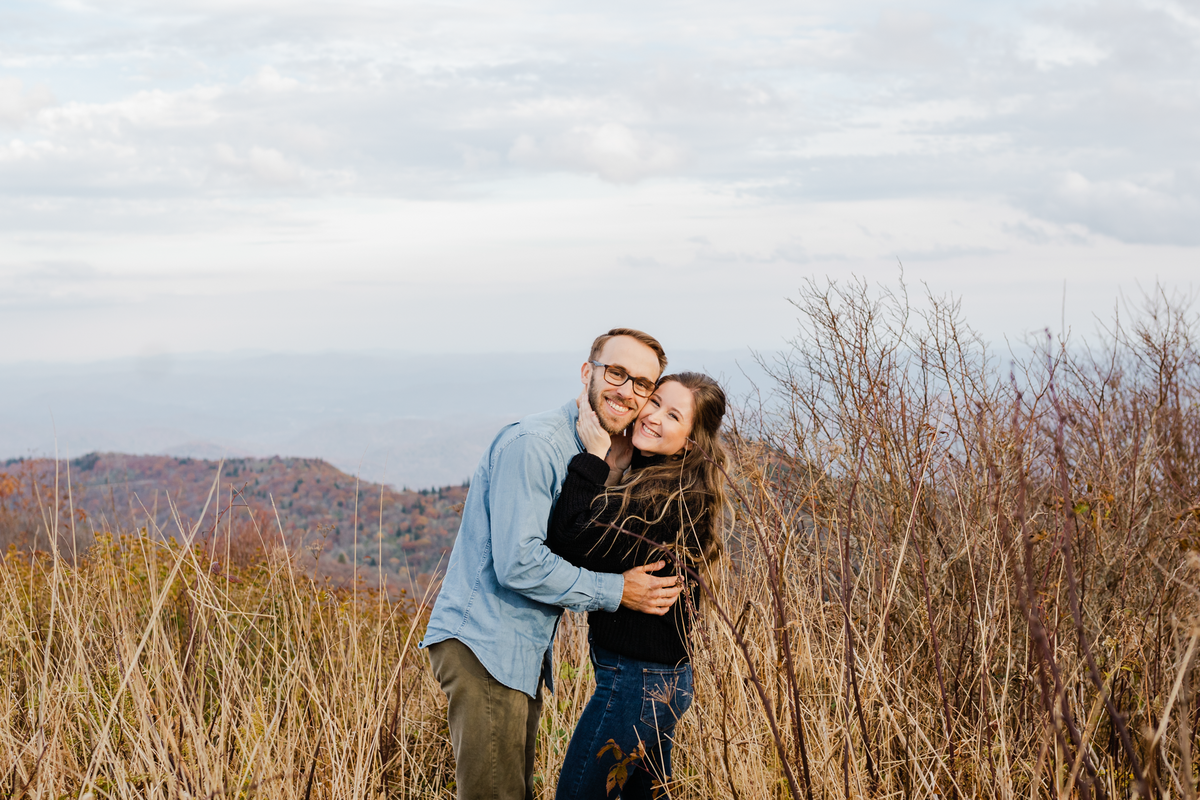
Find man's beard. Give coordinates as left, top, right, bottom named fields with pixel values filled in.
left=588, top=373, right=632, bottom=435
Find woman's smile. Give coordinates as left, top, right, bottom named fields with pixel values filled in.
left=631, top=381, right=695, bottom=456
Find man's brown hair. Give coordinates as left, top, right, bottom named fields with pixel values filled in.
left=589, top=328, right=667, bottom=374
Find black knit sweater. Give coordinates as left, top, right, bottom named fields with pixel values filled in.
left=547, top=451, right=708, bottom=665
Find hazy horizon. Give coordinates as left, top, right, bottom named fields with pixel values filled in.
left=2, top=348, right=772, bottom=488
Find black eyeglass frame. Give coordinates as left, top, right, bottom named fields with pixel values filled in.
left=589, top=361, right=658, bottom=398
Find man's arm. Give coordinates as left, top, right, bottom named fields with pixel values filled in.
left=488, top=434, right=624, bottom=613
left=488, top=434, right=682, bottom=615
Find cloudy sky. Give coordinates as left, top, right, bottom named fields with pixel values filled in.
left=2, top=0, right=1197, bottom=362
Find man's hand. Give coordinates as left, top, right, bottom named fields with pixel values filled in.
left=620, top=561, right=682, bottom=615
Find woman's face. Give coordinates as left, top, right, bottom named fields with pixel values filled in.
left=631, top=380, right=695, bottom=456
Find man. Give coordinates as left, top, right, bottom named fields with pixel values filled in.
left=422, top=328, right=684, bottom=800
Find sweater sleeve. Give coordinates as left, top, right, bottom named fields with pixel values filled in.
left=547, top=453, right=632, bottom=573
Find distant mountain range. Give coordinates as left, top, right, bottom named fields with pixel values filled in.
left=1, top=452, right=467, bottom=594
left=2, top=350, right=767, bottom=489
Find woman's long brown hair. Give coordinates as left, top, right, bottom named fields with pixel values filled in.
left=597, top=372, right=731, bottom=570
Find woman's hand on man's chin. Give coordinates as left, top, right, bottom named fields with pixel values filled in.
left=576, top=388, right=613, bottom=459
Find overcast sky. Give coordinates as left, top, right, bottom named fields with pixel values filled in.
left=2, top=0, right=1197, bottom=362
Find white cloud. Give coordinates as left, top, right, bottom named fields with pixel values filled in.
left=0, top=77, right=55, bottom=126
left=0, top=138, right=61, bottom=164
left=113, top=87, right=226, bottom=129
left=457, top=144, right=500, bottom=170
left=1141, top=0, right=1200, bottom=41
left=1017, top=26, right=1108, bottom=70
left=30, top=86, right=225, bottom=143
left=244, top=66, right=300, bottom=93
left=214, top=143, right=305, bottom=185
left=19, top=261, right=100, bottom=283
left=851, top=10, right=953, bottom=69
left=246, top=146, right=302, bottom=184
left=509, top=123, right=687, bottom=183
left=1043, top=171, right=1200, bottom=245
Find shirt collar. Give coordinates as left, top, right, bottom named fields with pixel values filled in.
left=565, top=397, right=585, bottom=453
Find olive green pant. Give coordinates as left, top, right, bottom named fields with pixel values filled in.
left=428, top=639, right=544, bottom=800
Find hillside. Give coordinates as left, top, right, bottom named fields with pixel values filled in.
left=0, top=452, right=467, bottom=592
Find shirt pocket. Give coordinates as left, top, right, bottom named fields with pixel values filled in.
left=639, top=664, right=694, bottom=731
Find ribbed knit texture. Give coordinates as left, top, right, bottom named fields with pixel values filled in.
left=547, top=451, right=707, bottom=665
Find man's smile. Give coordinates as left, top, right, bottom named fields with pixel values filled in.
left=605, top=396, right=634, bottom=416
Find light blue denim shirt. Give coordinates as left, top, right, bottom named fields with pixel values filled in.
left=421, top=399, right=624, bottom=698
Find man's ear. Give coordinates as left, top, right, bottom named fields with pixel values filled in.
left=580, top=361, right=593, bottom=388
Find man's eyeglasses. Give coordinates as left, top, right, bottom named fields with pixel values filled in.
left=590, top=361, right=657, bottom=398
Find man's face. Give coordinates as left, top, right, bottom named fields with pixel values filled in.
left=582, top=336, right=663, bottom=435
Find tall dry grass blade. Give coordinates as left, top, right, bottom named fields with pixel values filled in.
left=81, top=465, right=223, bottom=792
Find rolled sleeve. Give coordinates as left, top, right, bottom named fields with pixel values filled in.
left=489, top=434, right=623, bottom=613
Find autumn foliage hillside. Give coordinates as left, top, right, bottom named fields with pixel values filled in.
left=0, top=452, right=466, bottom=592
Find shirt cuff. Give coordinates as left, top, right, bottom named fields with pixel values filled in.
left=592, top=570, right=624, bottom=613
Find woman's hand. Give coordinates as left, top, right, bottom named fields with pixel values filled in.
left=576, top=388, right=612, bottom=459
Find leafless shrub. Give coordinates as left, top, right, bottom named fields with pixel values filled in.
left=675, top=278, right=1198, bottom=799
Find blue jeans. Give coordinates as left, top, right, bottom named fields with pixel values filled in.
left=555, top=643, right=694, bottom=799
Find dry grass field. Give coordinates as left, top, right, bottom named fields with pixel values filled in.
left=3, top=280, right=1198, bottom=799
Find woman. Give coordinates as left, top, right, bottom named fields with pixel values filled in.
left=550, top=372, right=729, bottom=799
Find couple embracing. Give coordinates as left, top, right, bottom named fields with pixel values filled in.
left=421, top=328, right=729, bottom=799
